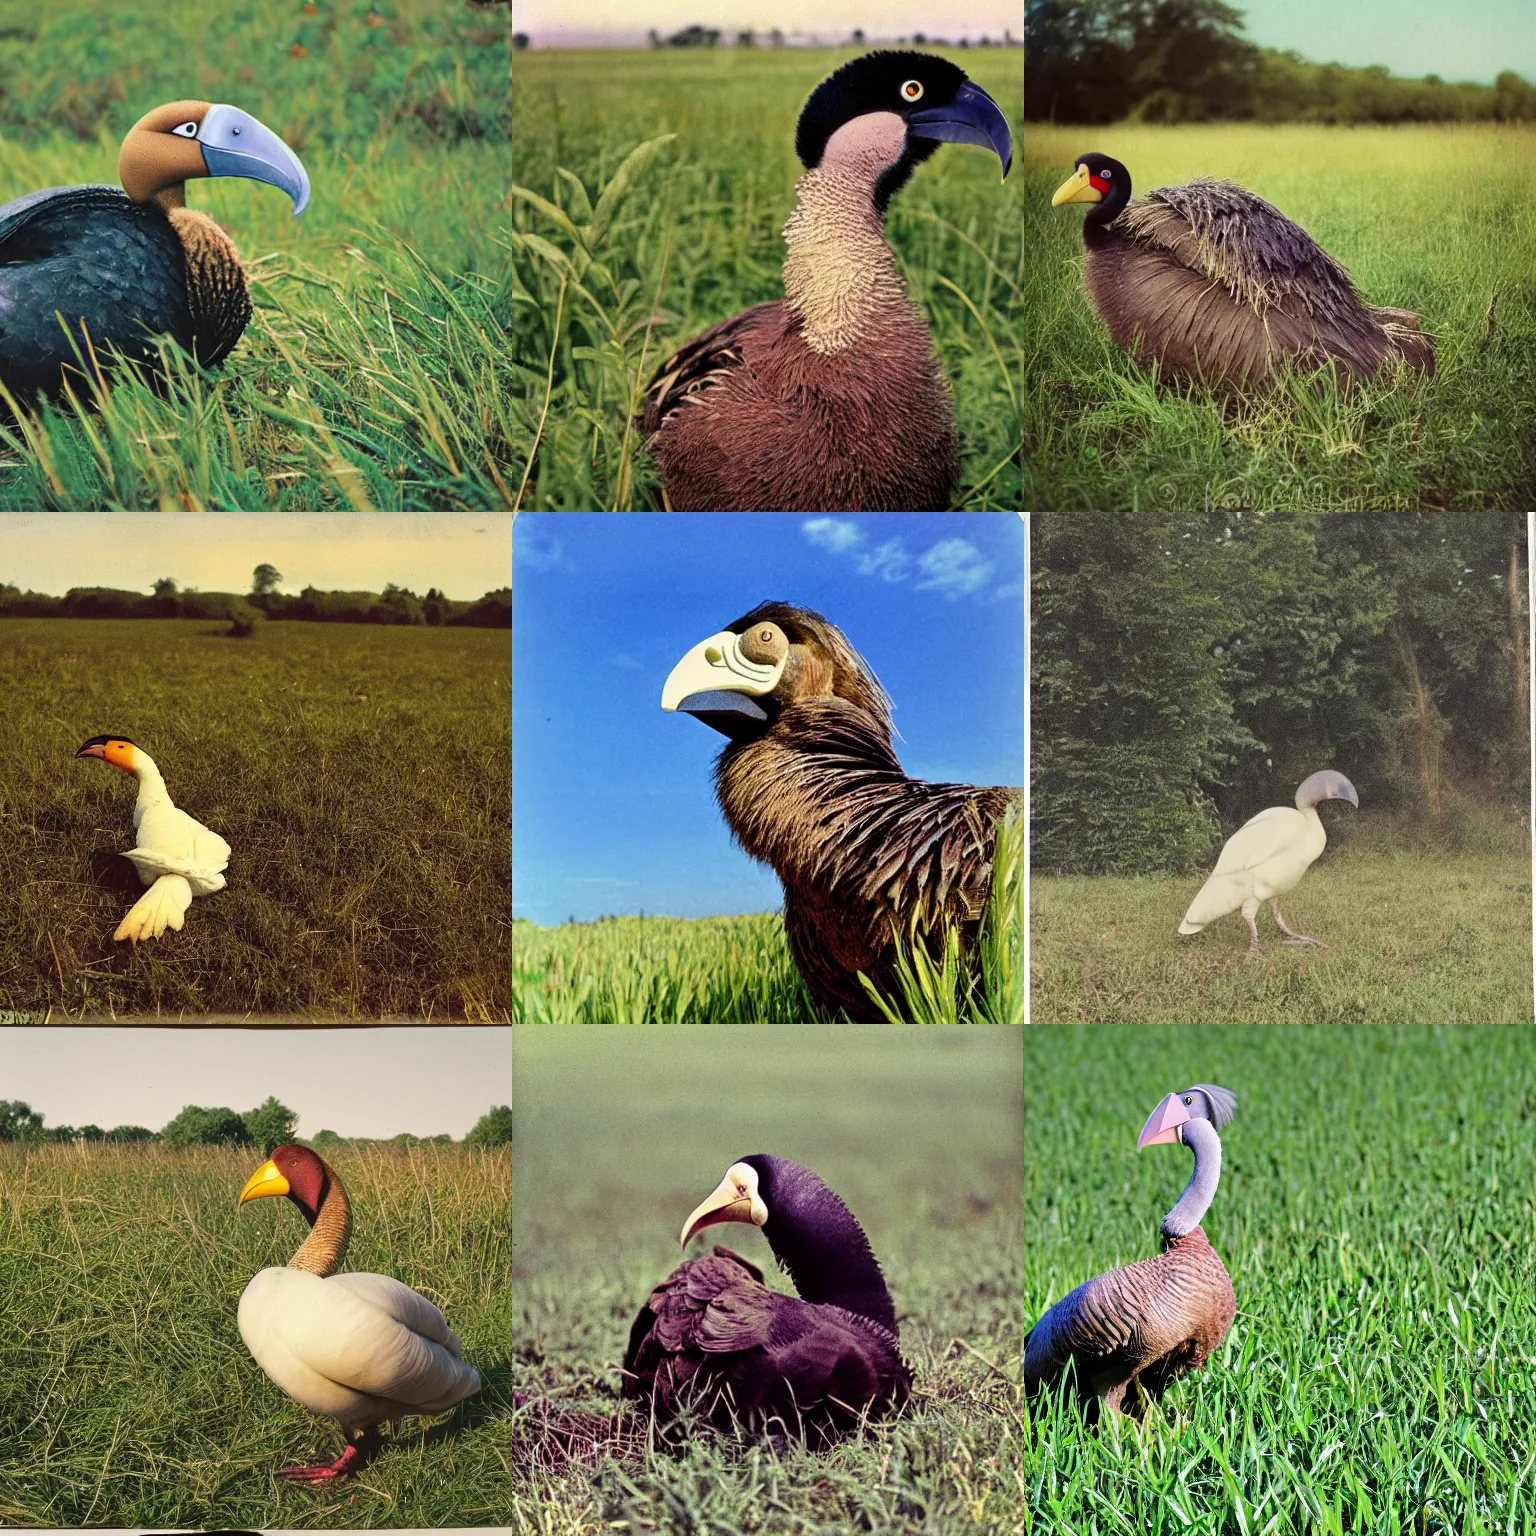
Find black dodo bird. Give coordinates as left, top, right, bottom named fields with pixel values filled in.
left=662, top=601, right=1020, bottom=1021
left=639, top=52, right=1013, bottom=512
left=0, top=100, right=309, bottom=400
left=622, top=1154, right=911, bottom=1445
left=1051, top=152, right=1434, bottom=390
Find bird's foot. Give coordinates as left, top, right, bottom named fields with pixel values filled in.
left=1244, top=945, right=1263, bottom=962
left=1280, top=935, right=1327, bottom=949
left=275, top=1440, right=372, bottom=1483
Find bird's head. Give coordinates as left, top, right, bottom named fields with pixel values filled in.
left=680, top=1156, right=772, bottom=1247
left=1295, top=769, right=1359, bottom=812
left=119, top=100, right=310, bottom=215
left=795, top=51, right=1012, bottom=213
left=1137, top=1085, right=1238, bottom=1150
left=661, top=601, right=892, bottom=741
left=238, top=1142, right=333, bottom=1226
left=75, top=735, right=142, bottom=774
left=1051, top=152, right=1131, bottom=224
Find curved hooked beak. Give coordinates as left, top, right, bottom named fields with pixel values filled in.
left=908, top=80, right=1013, bottom=179
left=75, top=742, right=108, bottom=761
left=198, top=104, right=310, bottom=215
left=1052, top=164, right=1100, bottom=207
left=238, top=1158, right=290, bottom=1205
left=680, top=1164, right=768, bottom=1247
left=1137, top=1092, right=1190, bottom=1149
left=661, top=630, right=783, bottom=738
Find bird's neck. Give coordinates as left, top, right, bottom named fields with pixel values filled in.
left=765, top=1187, right=899, bottom=1336
left=288, top=1166, right=352, bottom=1277
left=166, top=206, right=252, bottom=364
left=131, top=754, right=172, bottom=810
left=1162, top=1119, right=1221, bottom=1239
left=781, top=164, right=909, bottom=356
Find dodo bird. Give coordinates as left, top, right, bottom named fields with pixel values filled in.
left=622, top=1154, right=911, bottom=1444
left=1051, top=153, right=1434, bottom=390
left=1025, top=1085, right=1238, bottom=1420
left=74, top=735, right=230, bottom=942
left=238, top=1143, right=482, bottom=1481
left=0, top=100, right=309, bottom=400
left=639, top=52, right=1013, bottom=511
left=1179, top=769, right=1358, bottom=956
left=661, top=602, right=1021, bottom=1021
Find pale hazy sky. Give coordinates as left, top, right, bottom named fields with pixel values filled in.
left=512, top=0, right=1020, bottom=37
left=0, top=1027, right=510, bottom=1139
left=0, top=514, right=513, bottom=601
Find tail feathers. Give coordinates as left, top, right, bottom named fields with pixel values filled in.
left=115, top=874, right=192, bottom=943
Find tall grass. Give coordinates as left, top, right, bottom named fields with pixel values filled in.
left=510, top=48, right=1024, bottom=510
left=1025, top=123, right=1536, bottom=511
left=0, top=1140, right=511, bottom=1528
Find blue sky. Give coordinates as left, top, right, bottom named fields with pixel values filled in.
left=513, top=513, right=1024, bottom=926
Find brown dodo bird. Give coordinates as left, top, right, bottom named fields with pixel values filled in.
left=639, top=52, right=1013, bottom=511
left=1025, top=1085, right=1238, bottom=1422
left=661, top=602, right=1020, bottom=1021
left=623, top=1154, right=911, bottom=1445
left=1051, top=153, right=1433, bottom=390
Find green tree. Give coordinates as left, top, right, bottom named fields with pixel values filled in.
left=251, top=563, right=283, bottom=596
left=161, top=1105, right=251, bottom=1147
left=106, top=1126, right=158, bottom=1142
left=311, top=1128, right=342, bottom=1150
left=0, top=1101, right=46, bottom=1141
left=466, top=1104, right=512, bottom=1148
left=244, top=1096, right=299, bottom=1156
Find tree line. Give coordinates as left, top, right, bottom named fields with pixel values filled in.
left=1027, top=1, right=1536, bottom=123
left=0, top=563, right=511, bottom=629
left=0, top=1097, right=513, bottom=1154
left=1032, top=512, right=1528, bottom=875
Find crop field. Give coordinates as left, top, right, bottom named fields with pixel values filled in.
left=1030, top=847, right=1533, bottom=1024
left=510, top=47, right=1025, bottom=510
left=0, top=0, right=510, bottom=511
left=0, top=1140, right=511, bottom=1527
left=1024, top=123, right=1536, bottom=512
left=0, top=619, right=510, bottom=1020
left=1025, top=1023, right=1536, bottom=1532
left=513, top=1025, right=1023, bottom=1535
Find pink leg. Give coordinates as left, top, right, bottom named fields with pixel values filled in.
left=1272, top=900, right=1326, bottom=949
left=275, top=1427, right=380, bottom=1483
left=1241, top=897, right=1262, bottom=959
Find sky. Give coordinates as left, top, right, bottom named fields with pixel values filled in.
left=0, top=514, right=513, bottom=601
left=1235, top=0, right=1533, bottom=83
left=0, top=1027, right=510, bottom=1139
left=512, top=512, right=1024, bottom=926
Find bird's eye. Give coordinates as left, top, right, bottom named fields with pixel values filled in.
left=1101, top=168, right=1112, bottom=178
left=900, top=79, right=923, bottom=102
left=1184, top=1095, right=1192, bottom=1105
left=171, top=121, right=199, bottom=138
left=760, top=628, right=772, bottom=641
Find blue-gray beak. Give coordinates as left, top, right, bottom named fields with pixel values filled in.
left=197, top=104, right=310, bottom=216
left=908, top=80, right=1013, bottom=179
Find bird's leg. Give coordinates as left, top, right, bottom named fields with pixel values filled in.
left=1240, top=898, right=1262, bottom=960
left=1271, top=900, right=1327, bottom=949
left=274, top=1426, right=380, bottom=1483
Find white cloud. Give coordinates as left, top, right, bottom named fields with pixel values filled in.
left=515, top=529, right=563, bottom=572
left=801, top=517, right=864, bottom=554
left=856, top=539, right=913, bottom=582
left=915, top=539, right=993, bottom=600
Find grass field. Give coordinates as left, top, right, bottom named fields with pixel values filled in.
left=0, top=1140, right=511, bottom=1527
left=0, top=0, right=510, bottom=510
left=1024, top=123, right=1536, bottom=511
left=512, top=1026, right=1023, bottom=1535
left=0, top=619, right=510, bottom=1020
left=1025, top=1024, right=1536, bottom=1532
left=1030, top=846, right=1533, bottom=1024
left=510, top=47, right=1024, bottom=510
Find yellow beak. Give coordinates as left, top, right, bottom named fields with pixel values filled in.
left=680, top=1163, right=769, bottom=1247
left=238, top=1158, right=290, bottom=1206
left=1052, top=164, right=1102, bottom=207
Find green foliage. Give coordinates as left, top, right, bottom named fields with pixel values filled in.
left=104, top=1125, right=157, bottom=1142
left=160, top=1104, right=251, bottom=1148
left=1026, top=1025, right=1536, bottom=1528
left=1025, top=123, right=1536, bottom=512
left=511, top=48, right=1024, bottom=510
left=514, top=1026, right=1021, bottom=1534
left=1030, top=844, right=1532, bottom=1023
left=466, top=1104, right=512, bottom=1148
left=0, top=1101, right=46, bottom=1142
left=0, top=1140, right=510, bottom=1526
left=243, top=1096, right=298, bottom=1156
left=0, top=619, right=510, bottom=1019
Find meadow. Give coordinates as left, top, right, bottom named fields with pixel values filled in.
left=0, top=619, right=510, bottom=1020
left=1025, top=1024, right=1536, bottom=1532
left=0, top=0, right=510, bottom=510
left=512, top=1026, right=1023, bottom=1535
left=1024, top=123, right=1536, bottom=511
left=0, top=1140, right=511, bottom=1527
left=510, top=47, right=1025, bottom=509
left=1029, top=846, right=1532, bottom=1024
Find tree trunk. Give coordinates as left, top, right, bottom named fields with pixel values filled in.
left=1508, top=532, right=1529, bottom=775
left=1394, top=621, right=1444, bottom=830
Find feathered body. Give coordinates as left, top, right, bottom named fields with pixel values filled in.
left=1055, top=155, right=1434, bottom=390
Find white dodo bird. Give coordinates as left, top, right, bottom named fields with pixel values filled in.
left=238, top=1142, right=482, bottom=1482
left=75, top=734, right=230, bottom=942
left=1178, top=769, right=1358, bottom=956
